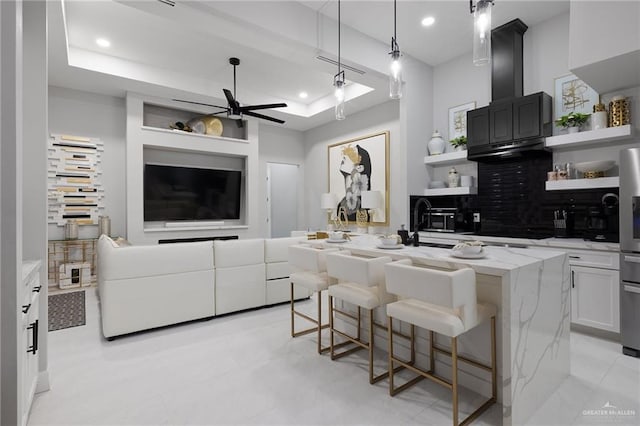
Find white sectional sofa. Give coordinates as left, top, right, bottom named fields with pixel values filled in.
left=97, top=235, right=309, bottom=339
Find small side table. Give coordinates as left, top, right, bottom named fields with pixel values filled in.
left=47, top=238, right=97, bottom=290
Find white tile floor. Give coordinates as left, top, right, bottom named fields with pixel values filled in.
left=29, top=289, right=639, bottom=426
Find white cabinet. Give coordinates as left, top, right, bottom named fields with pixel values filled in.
left=569, top=250, right=620, bottom=333
left=21, top=261, right=41, bottom=425
left=569, top=1, right=640, bottom=93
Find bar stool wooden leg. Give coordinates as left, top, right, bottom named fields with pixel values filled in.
left=368, top=308, right=374, bottom=384
left=290, top=282, right=295, bottom=337
left=387, top=315, right=395, bottom=394
left=430, top=330, right=435, bottom=373
left=317, top=291, right=323, bottom=354
left=452, top=337, right=459, bottom=426
left=329, top=295, right=335, bottom=357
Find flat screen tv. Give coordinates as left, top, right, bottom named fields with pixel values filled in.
left=144, top=164, right=242, bottom=222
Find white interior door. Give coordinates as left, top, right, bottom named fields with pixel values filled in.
left=267, top=163, right=299, bottom=238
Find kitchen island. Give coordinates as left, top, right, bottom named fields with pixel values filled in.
left=316, top=235, right=570, bottom=426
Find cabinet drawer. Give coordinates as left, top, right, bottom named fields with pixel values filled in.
left=567, top=250, right=619, bottom=269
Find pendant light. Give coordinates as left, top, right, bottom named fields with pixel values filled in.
left=389, top=0, right=402, bottom=99
left=334, top=0, right=346, bottom=120
left=470, top=0, right=494, bottom=66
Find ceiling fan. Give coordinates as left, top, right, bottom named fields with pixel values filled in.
left=173, top=57, right=287, bottom=127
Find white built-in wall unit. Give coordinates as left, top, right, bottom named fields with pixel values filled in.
left=126, top=93, right=260, bottom=244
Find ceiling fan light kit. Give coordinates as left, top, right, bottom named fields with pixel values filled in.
left=471, top=0, right=494, bottom=66
left=389, top=0, right=403, bottom=99
left=173, top=56, right=288, bottom=127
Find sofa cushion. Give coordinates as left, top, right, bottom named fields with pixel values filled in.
left=98, top=237, right=214, bottom=281
left=213, top=239, right=264, bottom=268
left=264, top=236, right=306, bottom=263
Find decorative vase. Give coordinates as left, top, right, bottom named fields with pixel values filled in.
left=609, top=95, right=630, bottom=127
left=567, top=126, right=580, bottom=134
left=427, top=130, right=445, bottom=155
left=591, top=103, right=608, bottom=130
left=448, top=167, right=459, bottom=188
left=98, top=215, right=111, bottom=237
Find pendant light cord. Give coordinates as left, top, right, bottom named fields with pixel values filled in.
left=394, top=0, right=397, bottom=43
left=338, top=0, right=341, bottom=74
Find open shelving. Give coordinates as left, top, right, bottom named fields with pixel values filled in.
left=423, top=187, right=478, bottom=196
left=545, top=177, right=619, bottom=191
left=545, top=125, right=634, bottom=150
left=423, top=150, right=470, bottom=166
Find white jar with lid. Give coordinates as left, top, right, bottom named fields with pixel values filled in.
left=427, top=130, right=445, bottom=155
left=448, top=167, right=459, bottom=188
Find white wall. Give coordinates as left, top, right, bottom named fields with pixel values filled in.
left=258, top=123, right=306, bottom=234
left=303, top=100, right=401, bottom=232
left=48, top=86, right=126, bottom=240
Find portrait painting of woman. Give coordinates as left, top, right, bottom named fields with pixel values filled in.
left=327, top=131, right=389, bottom=226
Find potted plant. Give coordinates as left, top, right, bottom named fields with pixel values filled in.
left=449, top=135, right=467, bottom=151
left=555, top=112, right=591, bottom=133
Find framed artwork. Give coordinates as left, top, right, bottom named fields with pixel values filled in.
left=327, top=131, right=389, bottom=226
left=554, top=73, right=599, bottom=120
left=448, top=102, right=476, bottom=140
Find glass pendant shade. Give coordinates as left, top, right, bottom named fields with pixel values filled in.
left=389, top=51, right=403, bottom=99
left=473, top=0, right=492, bottom=66
left=334, top=79, right=346, bottom=121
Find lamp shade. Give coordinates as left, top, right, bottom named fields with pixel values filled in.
left=360, top=191, right=381, bottom=209
left=321, top=193, right=337, bottom=210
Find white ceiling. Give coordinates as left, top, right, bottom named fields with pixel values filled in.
left=48, top=0, right=569, bottom=131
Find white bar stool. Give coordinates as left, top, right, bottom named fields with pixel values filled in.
left=384, top=260, right=497, bottom=426
left=325, top=251, right=414, bottom=384
left=288, top=245, right=340, bottom=354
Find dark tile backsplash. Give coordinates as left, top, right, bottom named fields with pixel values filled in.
left=411, top=153, right=619, bottom=240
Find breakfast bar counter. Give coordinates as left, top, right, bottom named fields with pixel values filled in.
left=316, top=235, right=570, bottom=426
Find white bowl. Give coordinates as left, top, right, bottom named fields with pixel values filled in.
left=574, top=160, right=615, bottom=173
left=329, top=231, right=344, bottom=241
left=379, top=235, right=400, bottom=245
left=429, top=181, right=446, bottom=189
left=452, top=241, right=483, bottom=254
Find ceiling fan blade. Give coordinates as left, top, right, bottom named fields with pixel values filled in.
left=223, top=89, right=240, bottom=110
left=172, top=99, right=228, bottom=110
left=243, top=110, right=285, bottom=124
left=239, top=103, right=288, bottom=112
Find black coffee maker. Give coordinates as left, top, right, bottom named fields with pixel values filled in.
left=584, top=193, right=619, bottom=242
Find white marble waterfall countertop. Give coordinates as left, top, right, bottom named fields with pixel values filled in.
left=315, top=234, right=570, bottom=426
left=321, top=234, right=567, bottom=277
left=418, top=231, right=620, bottom=252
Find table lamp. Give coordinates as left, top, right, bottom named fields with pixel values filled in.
left=360, top=190, right=381, bottom=233
left=320, top=193, right=338, bottom=230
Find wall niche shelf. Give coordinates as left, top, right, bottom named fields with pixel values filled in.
left=141, top=126, right=249, bottom=144
left=144, top=225, right=249, bottom=233
left=545, top=177, right=619, bottom=191
left=423, top=187, right=478, bottom=196
left=423, top=151, right=469, bottom=166
left=545, top=125, right=633, bottom=150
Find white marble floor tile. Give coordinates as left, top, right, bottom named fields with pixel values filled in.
left=29, top=289, right=640, bottom=426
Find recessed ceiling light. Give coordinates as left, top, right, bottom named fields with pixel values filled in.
left=421, top=16, right=435, bottom=27
left=298, top=91, right=308, bottom=99
left=96, top=38, right=111, bottom=48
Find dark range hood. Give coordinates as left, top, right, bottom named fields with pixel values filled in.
left=467, top=19, right=552, bottom=162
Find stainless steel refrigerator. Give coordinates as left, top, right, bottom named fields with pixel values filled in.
left=620, top=147, right=640, bottom=357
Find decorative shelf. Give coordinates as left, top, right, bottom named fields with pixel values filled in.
left=423, top=151, right=469, bottom=166
left=545, top=177, right=619, bottom=191
left=140, top=126, right=249, bottom=144
left=545, top=125, right=633, bottom=150
left=423, top=187, right=478, bottom=196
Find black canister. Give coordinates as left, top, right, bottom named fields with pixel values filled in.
left=397, top=224, right=410, bottom=245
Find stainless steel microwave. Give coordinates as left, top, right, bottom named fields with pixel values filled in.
left=425, top=208, right=457, bottom=232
